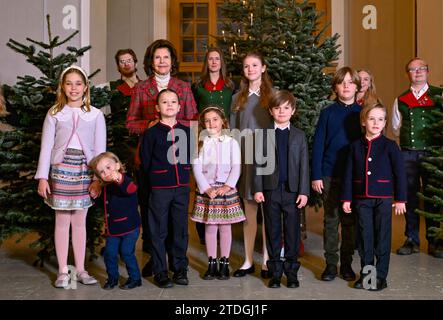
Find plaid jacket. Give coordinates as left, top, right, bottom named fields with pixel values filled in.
left=126, top=76, right=198, bottom=135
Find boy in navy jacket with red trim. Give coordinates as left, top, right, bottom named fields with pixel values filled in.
left=140, top=89, right=192, bottom=288
left=89, top=151, right=142, bottom=290
left=342, top=103, right=407, bottom=291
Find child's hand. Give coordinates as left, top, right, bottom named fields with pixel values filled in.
left=394, top=203, right=406, bottom=215
left=342, top=201, right=352, bottom=214
left=311, top=180, right=324, bottom=194
left=112, top=172, right=122, bottom=183
left=205, top=187, right=217, bottom=199
left=254, top=192, right=265, bottom=203
left=216, top=185, right=231, bottom=196
left=89, top=180, right=102, bottom=199
left=37, top=179, right=51, bottom=199
left=296, top=195, right=308, bottom=208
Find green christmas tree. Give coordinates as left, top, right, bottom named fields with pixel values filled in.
left=219, top=0, right=340, bottom=233
left=0, top=15, right=109, bottom=265
left=417, top=107, right=443, bottom=241
left=219, top=0, right=340, bottom=152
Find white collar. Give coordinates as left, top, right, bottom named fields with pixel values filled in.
left=274, top=122, right=290, bottom=130
left=410, top=83, right=429, bottom=99
left=248, top=88, right=260, bottom=97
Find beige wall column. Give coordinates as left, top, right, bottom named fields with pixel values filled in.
left=331, top=0, right=348, bottom=68
left=347, top=0, right=415, bottom=134
left=106, top=0, right=151, bottom=81
left=417, top=0, right=443, bottom=87
left=89, top=0, right=107, bottom=85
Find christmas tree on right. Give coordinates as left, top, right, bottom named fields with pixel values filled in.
left=417, top=107, right=443, bottom=244
left=219, top=0, right=340, bottom=152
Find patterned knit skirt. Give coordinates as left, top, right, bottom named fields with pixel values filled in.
left=45, top=148, right=93, bottom=210
left=191, top=183, right=245, bottom=225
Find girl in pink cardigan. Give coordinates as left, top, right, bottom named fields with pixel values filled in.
left=35, top=66, right=106, bottom=288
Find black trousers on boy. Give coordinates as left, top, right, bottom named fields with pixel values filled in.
left=354, top=198, right=392, bottom=280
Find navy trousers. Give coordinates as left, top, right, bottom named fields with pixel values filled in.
left=354, top=198, right=391, bottom=280
left=104, top=228, right=141, bottom=281
left=148, top=186, right=190, bottom=276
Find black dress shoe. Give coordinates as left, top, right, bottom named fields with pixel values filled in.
left=353, top=277, right=364, bottom=289
left=321, top=264, right=337, bottom=281
left=173, top=269, right=189, bottom=285
left=287, top=278, right=300, bottom=288
left=154, top=273, right=173, bottom=288
left=397, top=238, right=419, bottom=255
left=103, top=279, right=118, bottom=290
left=268, top=277, right=281, bottom=288
left=368, top=278, right=387, bottom=291
left=340, top=264, right=356, bottom=281
left=233, top=265, right=255, bottom=277
left=120, top=278, right=142, bottom=290
left=260, top=269, right=272, bottom=279
left=142, top=259, right=153, bottom=277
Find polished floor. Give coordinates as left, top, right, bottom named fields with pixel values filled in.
left=0, top=207, right=442, bottom=300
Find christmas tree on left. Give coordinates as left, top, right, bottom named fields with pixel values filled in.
left=0, top=15, right=109, bottom=265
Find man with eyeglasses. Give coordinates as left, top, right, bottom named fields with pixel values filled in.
left=392, top=57, right=443, bottom=258
left=107, top=49, right=154, bottom=256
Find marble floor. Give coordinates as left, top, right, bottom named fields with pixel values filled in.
left=0, top=207, right=442, bottom=301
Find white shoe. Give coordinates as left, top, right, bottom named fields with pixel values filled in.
left=77, top=271, right=98, bottom=285
left=54, top=273, right=70, bottom=288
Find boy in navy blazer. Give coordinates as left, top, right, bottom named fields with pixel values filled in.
left=342, top=103, right=406, bottom=291
left=253, top=90, right=309, bottom=288
left=140, top=89, right=192, bottom=288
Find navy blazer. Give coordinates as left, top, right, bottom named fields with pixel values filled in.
left=341, top=135, right=407, bottom=202
left=103, top=174, right=141, bottom=236
left=140, top=121, right=191, bottom=188
left=253, top=124, right=310, bottom=196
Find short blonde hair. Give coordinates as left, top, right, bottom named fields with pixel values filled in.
left=89, top=151, right=125, bottom=183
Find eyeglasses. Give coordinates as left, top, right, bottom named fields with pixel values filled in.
left=408, top=66, right=428, bottom=73
left=119, top=59, right=134, bottom=65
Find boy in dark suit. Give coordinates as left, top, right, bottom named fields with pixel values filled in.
left=253, top=90, right=310, bottom=288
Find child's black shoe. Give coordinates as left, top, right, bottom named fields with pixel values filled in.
left=103, top=279, right=118, bottom=290
left=120, top=278, right=142, bottom=290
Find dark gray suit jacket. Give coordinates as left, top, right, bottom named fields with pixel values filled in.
left=252, top=124, right=310, bottom=196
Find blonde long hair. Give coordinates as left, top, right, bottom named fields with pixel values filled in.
left=49, top=66, right=91, bottom=115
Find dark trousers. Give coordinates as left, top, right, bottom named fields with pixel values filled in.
left=104, top=228, right=141, bottom=281
left=402, top=150, right=439, bottom=245
left=263, top=184, right=301, bottom=277
left=322, top=176, right=356, bottom=266
left=354, top=198, right=392, bottom=280
left=148, top=187, right=190, bottom=275
left=135, top=167, right=151, bottom=251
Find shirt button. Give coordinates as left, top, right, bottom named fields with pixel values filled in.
left=410, top=112, right=413, bottom=115
left=106, top=201, right=109, bottom=204
left=412, top=139, right=415, bottom=143
left=411, top=132, right=414, bottom=135
left=367, top=171, right=371, bottom=175
left=368, top=157, right=372, bottom=162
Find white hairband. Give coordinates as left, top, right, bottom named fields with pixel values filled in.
left=60, top=65, right=89, bottom=82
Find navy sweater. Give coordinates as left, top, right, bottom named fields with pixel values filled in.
left=311, top=101, right=362, bottom=180
left=275, top=127, right=289, bottom=185
left=140, top=121, right=191, bottom=188
left=103, top=174, right=141, bottom=236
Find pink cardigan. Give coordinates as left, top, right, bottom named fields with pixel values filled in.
left=35, top=105, right=107, bottom=180
left=192, top=135, right=241, bottom=193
